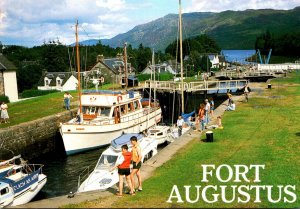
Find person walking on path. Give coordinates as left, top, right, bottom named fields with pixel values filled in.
left=110, top=144, right=135, bottom=197
left=0, top=102, right=9, bottom=123
left=198, top=103, right=205, bottom=132
left=204, top=99, right=211, bottom=125
left=209, top=97, right=215, bottom=117
left=63, top=92, right=73, bottom=110
left=130, top=136, right=143, bottom=192
left=244, top=84, right=250, bottom=102
left=177, top=116, right=184, bottom=137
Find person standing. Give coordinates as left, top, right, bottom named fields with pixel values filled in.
left=0, top=102, right=9, bottom=123
left=130, top=136, right=143, bottom=192
left=204, top=99, right=211, bottom=125
left=177, top=116, right=184, bottom=137
left=209, top=97, right=215, bottom=117
left=244, top=84, right=250, bottom=102
left=64, top=92, right=73, bottom=110
left=110, top=144, right=135, bottom=197
left=198, top=103, right=205, bottom=132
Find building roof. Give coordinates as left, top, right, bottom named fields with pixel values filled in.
left=0, top=54, right=17, bottom=71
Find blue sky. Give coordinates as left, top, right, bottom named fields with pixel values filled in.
left=0, top=0, right=299, bottom=47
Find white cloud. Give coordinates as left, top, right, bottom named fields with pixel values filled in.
left=95, top=0, right=126, bottom=12
left=185, top=0, right=300, bottom=12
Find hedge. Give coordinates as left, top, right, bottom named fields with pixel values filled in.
left=0, top=95, right=10, bottom=103
left=21, top=89, right=59, bottom=98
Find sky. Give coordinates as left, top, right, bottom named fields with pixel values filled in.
left=0, top=0, right=299, bottom=47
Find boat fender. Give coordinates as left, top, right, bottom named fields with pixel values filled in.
left=117, top=95, right=122, bottom=103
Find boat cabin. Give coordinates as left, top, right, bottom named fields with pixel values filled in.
left=79, top=90, right=143, bottom=124
left=0, top=182, right=14, bottom=207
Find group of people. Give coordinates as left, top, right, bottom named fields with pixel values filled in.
left=0, top=102, right=9, bottom=123
left=197, top=98, right=214, bottom=132
left=110, top=136, right=143, bottom=197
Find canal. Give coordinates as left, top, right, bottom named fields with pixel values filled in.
left=31, top=90, right=242, bottom=200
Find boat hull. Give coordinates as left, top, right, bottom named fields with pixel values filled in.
left=11, top=174, right=47, bottom=206
left=60, top=109, right=162, bottom=155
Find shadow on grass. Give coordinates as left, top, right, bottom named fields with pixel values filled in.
left=295, top=132, right=300, bottom=137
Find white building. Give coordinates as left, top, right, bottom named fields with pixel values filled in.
left=141, top=61, right=178, bottom=75
left=37, top=72, right=79, bottom=92
left=0, top=54, right=19, bottom=102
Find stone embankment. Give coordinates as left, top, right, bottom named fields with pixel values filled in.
left=0, top=110, right=76, bottom=159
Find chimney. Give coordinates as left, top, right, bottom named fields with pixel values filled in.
left=97, top=54, right=104, bottom=62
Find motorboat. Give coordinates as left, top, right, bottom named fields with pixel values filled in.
left=77, top=133, right=157, bottom=193
left=0, top=155, right=47, bottom=207
left=60, top=90, right=162, bottom=155
left=147, top=125, right=172, bottom=145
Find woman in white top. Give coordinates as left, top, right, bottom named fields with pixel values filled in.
left=1, top=102, right=9, bottom=123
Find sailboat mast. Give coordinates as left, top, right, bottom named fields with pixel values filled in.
left=179, top=0, right=184, bottom=114
left=75, top=20, right=82, bottom=114
left=124, top=42, right=128, bottom=89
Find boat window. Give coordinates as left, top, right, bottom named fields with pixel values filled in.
left=0, top=187, right=9, bottom=196
left=133, top=100, right=140, bottom=110
left=128, top=102, right=134, bottom=112
left=120, top=105, right=127, bottom=115
left=96, top=155, right=118, bottom=169
left=99, top=107, right=111, bottom=117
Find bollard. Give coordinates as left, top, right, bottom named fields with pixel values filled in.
left=268, top=84, right=272, bottom=89
left=206, top=131, right=214, bottom=142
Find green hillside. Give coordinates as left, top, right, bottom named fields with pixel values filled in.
left=105, top=7, right=300, bottom=50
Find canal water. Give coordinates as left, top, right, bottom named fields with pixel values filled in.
left=31, top=89, right=243, bottom=200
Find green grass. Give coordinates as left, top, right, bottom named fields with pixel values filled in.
left=66, top=73, right=300, bottom=208
left=0, top=83, right=121, bottom=128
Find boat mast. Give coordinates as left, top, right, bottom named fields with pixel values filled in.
left=179, top=0, right=184, bottom=114
left=124, top=42, right=128, bottom=89
left=75, top=20, right=82, bottom=115
left=152, top=49, right=157, bottom=127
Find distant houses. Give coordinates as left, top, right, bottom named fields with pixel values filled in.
left=141, top=60, right=178, bottom=75
left=37, top=54, right=137, bottom=91
left=0, top=54, right=19, bottom=102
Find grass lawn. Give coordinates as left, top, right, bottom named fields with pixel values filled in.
left=0, top=83, right=121, bottom=128
left=65, top=72, right=300, bottom=208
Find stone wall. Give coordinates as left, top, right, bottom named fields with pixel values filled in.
left=0, top=110, right=76, bottom=160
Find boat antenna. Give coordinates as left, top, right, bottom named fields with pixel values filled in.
left=123, top=42, right=128, bottom=90
left=179, top=0, right=184, bottom=114
left=75, top=20, right=82, bottom=116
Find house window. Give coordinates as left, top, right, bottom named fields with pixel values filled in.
left=45, top=80, right=49, bottom=86
left=57, top=79, right=61, bottom=86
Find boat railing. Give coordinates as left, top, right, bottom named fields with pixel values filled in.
left=23, top=163, right=44, bottom=174
left=77, top=166, right=90, bottom=191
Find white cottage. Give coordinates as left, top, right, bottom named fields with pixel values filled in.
left=0, top=54, right=19, bottom=102
left=37, top=71, right=79, bottom=92
left=141, top=61, right=178, bottom=75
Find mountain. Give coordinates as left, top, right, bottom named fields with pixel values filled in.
left=80, top=7, right=300, bottom=51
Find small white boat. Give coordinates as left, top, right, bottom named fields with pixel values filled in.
left=0, top=155, right=47, bottom=207
left=77, top=133, right=157, bottom=193
left=147, top=125, right=172, bottom=145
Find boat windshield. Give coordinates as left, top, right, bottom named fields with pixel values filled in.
left=82, top=106, right=111, bottom=117
left=95, top=154, right=118, bottom=170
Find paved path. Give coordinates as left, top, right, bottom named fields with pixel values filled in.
left=14, top=94, right=247, bottom=208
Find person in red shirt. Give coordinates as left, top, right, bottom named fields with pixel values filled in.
left=111, top=144, right=135, bottom=196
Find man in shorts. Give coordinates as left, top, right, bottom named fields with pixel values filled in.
left=111, top=144, right=135, bottom=196
left=130, top=136, right=143, bottom=192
